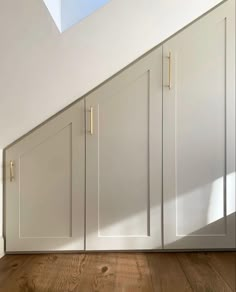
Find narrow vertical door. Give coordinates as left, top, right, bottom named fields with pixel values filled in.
left=86, top=47, right=163, bottom=250
left=163, top=1, right=235, bottom=249
left=5, top=101, right=85, bottom=252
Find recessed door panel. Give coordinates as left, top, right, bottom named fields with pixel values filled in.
left=5, top=101, right=85, bottom=252
left=19, top=124, right=72, bottom=238
left=86, top=47, right=163, bottom=250
left=98, top=73, right=149, bottom=237
left=163, top=1, right=235, bottom=249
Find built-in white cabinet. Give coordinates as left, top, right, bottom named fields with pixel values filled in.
left=4, top=1, right=235, bottom=252
left=163, top=0, right=235, bottom=249
left=5, top=102, right=85, bottom=252
left=85, top=47, right=163, bottom=250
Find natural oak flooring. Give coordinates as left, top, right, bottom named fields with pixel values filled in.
left=0, top=252, right=234, bottom=292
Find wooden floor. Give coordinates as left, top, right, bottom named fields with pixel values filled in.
left=0, top=252, right=234, bottom=291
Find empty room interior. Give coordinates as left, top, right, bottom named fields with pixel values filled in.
left=0, top=0, right=235, bottom=291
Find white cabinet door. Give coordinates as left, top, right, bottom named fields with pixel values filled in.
left=163, top=1, right=235, bottom=249
left=5, top=101, right=85, bottom=252
left=86, top=47, right=163, bottom=250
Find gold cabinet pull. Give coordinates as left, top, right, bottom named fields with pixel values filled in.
left=10, top=160, right=14, bottom=182
left=90, top=107, right=94, bottom=135
left=168, top=52, right=172, bottom=90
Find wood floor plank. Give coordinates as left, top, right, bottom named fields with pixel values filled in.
left=177, top=252, right=233, bottom=292
left=114, top=253, right=153, bottom=292
left=0, top=252, right=234, bottom=292
left=45, top=254, right=87, bottom=291
left=207, top=252, right=236, bottom=292
left=0, top=254, right=56, bottom=291
left=78, top=253, right=153, bottom=291
left=0, top=255, right=32, bottom=287
left=76, top=253, right=117, bottom=291
left=147, top=252, right=192, bottom=292
left=0, top=254, right=87, bottom=292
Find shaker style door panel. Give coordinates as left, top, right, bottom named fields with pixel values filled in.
left=163, top=1, right=235, bottom=249
left=86, top=47, right=163, bottom=250
left=5, top=101, right=85, bottom=252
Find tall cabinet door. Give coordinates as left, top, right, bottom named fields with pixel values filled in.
left=86, top=47, right=163, bottom=250
left=5, top=101, right=85, bottom=252
left=163, top=1, right=235, bottom=249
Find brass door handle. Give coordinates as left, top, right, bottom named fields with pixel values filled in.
left=90, top=107, right=94, bottom=135
left=168, top=52, right=172, bottom=90
left=10, top=160, right=14, bottom=182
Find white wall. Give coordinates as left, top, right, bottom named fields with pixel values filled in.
left=0, top=0, right=224, bottom=256
left=0, top=0, right=224, bottom=149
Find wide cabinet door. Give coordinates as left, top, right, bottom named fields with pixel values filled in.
left=5, top=101, right=85, bottom=252
left=163, top=1, right=235, bottom=249
left=86, top=47, right=163, bottom=250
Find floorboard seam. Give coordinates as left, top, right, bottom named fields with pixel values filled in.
left=206, top=254, right=233, bottom=292
left=175, top=254, right=194, bottom=292
left=145, top=254, right=157, bottom=292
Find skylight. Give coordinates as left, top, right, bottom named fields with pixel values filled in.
left=43, top=0, right=111, bottom=32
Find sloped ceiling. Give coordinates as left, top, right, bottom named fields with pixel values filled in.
left=0, top=0, right=224, bottom=149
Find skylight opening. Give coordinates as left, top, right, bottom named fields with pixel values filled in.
left=43, top=0, right=111, bottom=32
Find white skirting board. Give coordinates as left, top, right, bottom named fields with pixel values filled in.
left=0, top=237, right=4, bottom=258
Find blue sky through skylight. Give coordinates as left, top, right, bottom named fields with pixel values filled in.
left=43, top=0, right=111, bottom=32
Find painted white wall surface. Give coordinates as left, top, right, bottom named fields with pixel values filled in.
left=0, top=0, right=224, bottom=150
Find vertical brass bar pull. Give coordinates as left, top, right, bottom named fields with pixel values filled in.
left=168, top=52, right=172, bottom=90
left=10, top=160, right=14, bottom=182
left=90, top=107, right=94, bottom=135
